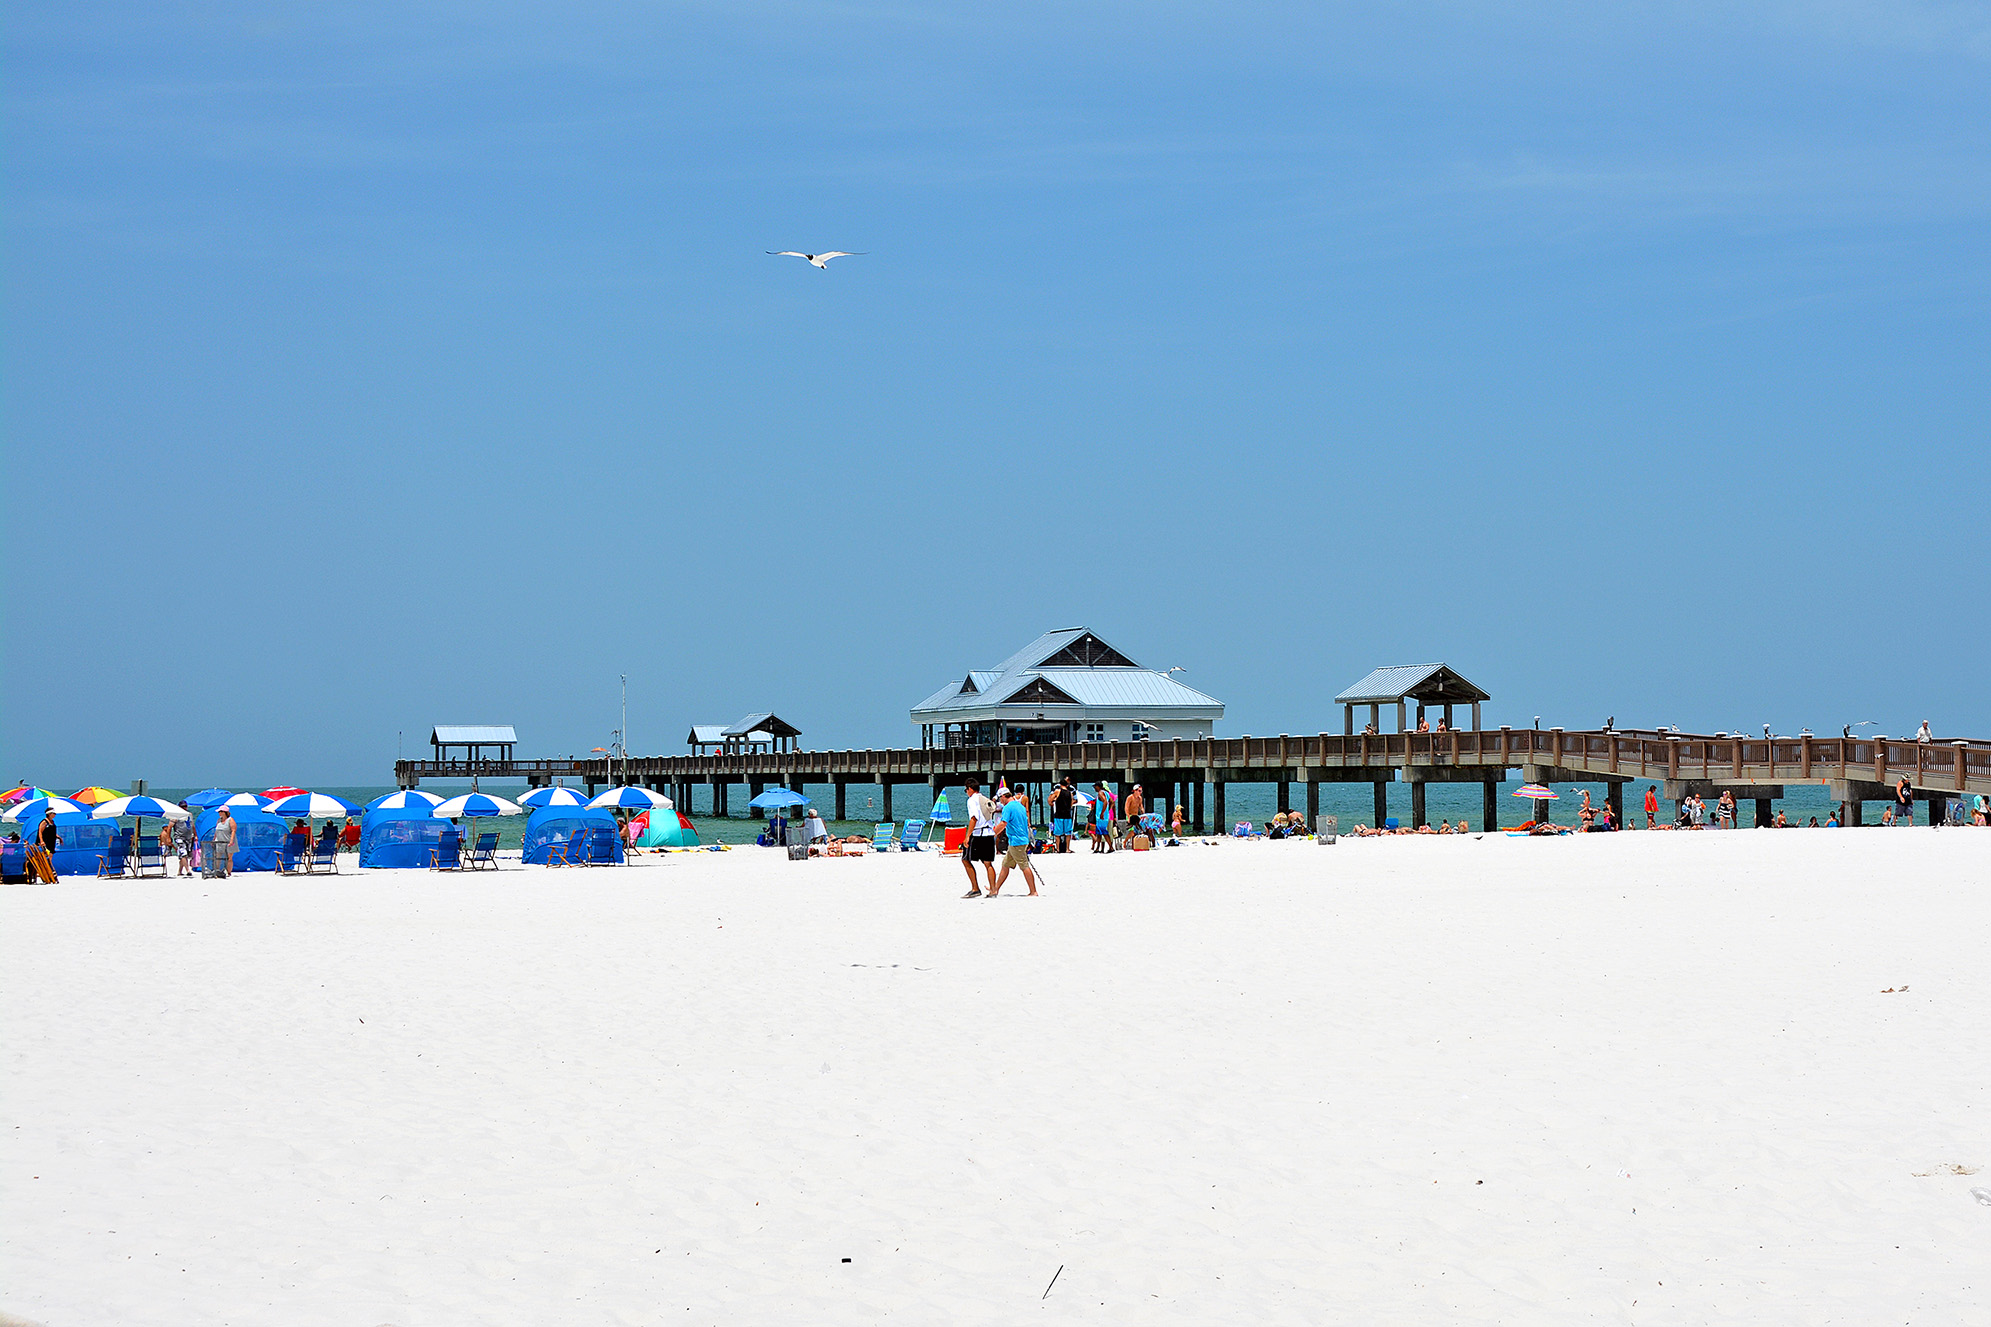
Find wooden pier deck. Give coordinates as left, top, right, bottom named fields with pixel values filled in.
left=394, top=728, right=1991, bottom=830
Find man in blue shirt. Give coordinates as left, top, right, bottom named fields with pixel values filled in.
left=987, top=789, right=1039, bottom=897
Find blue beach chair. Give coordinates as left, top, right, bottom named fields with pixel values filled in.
left=430, top=833, right=462, bottom=870
left=466, top=832, right=499, bottom=870
left=871, top=822, right=895, bottom=853
left=898, top=819, right=925, bottom=852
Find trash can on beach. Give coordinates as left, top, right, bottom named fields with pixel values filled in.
left=1315, top=814, right=1337, bottom=844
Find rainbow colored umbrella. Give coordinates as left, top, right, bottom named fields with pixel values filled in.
left=70, top=786, right=127, bottom=806
left=1, top=785, right=54, bottom=806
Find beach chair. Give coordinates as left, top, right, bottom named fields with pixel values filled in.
left=871, top=822, right=895, bottom=853
left=430, top=834, right=462, bottom=870
left=0, top=842, right=26, bottom=884
left=277, top=836, right=308, bottom=874
left=466, top=832, right=499, bottom=870
left=134, top=834, right=168, bottom=878
left=582, top=826, right=620, bottom=865
left=308, top=839, right=340, bottom=874
left=898, top=819, right=925, bottom=852
left=99, top=829, right=134, bottom=878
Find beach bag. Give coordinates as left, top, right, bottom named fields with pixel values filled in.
left=1128, top=834, right=1152, bottom=851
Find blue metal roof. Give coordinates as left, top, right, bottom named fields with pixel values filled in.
left=911, top=629, right=1222, bottom=720
left=431, top=725, right=517, bottom=745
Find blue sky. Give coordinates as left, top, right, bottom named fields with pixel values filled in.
left=5, top=2, right=1987, bottom=786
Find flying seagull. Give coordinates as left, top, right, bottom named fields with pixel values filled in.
left=768, top=250, right=865, bottom=269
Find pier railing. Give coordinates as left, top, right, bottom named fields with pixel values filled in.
left=396, top=729, right=1991, bottom=797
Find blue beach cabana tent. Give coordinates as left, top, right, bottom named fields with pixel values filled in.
left=48, top=810, right=120, bottom=876
left=194, top=806, right=285, bottom=872
left=358, top=804, right=449, bottom=868
left=636, top=808, right=701, bottom=848
left=522, top=807, right=623, bottom=865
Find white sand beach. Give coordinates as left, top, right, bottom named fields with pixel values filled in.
left=3, top=830, right=1986, bottom=1325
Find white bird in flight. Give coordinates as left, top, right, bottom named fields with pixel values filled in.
left=767, top=250, right=865, bottom=269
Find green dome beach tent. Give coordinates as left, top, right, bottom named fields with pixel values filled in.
left=635, top=807, right=701, bottom=848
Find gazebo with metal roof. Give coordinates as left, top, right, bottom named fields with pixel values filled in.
left=1333, top=665, right=1489, bottom=735
left=721, top=713, right=801, bottom=754
left=430, top=725, right=518, bottom=762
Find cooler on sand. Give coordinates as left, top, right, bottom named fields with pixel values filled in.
left=943, top=826, right=967, bottom=854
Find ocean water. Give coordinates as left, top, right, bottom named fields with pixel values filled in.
left=123, top=776, right=1858, bottom=855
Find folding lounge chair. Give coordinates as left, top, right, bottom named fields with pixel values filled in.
left=308, top=839, right=340, bottom=874
left=871, top=822, right=895, bottom=853
left=430, top=835, right=463, bottom=870
left=0, top=843, right=27, bottom=884
left=898, top=820, right=925, bottom=852
left=98, top=830, right=134, bottom=878
left=466, top=832, right=499, bottom=870
left=583, top=826, right=620, bottom=865
left=134, top=835, right=168, bottom=878
left=277, top=837, right=308, bottom=874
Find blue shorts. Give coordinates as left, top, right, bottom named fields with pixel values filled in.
left=1052, top=818, right=1074, bottom=836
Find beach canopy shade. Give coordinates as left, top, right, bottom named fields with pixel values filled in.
left=588, top=786, right=672, bottom=811
left=69, top=786, right=125, bottom=806
left=358, top=805, right=448, bottom=868
left=1514, top=784, right=1558, bottom=800
left=430, top=792, right=523, bottom=818
left=521, top=807, right=623, bottom=865
left=184, top=788, right=238, bottom=809
left=1, top=785, right=55, bottom=805
left=519, top=786, right=591, bottom=808
left=223, top=792, right=272, bottom=808
left=366, top=789, right=445, bottom=811
left=4, top=796, right=89, bottom=822
left=266, top=792, right=361, bottom=819
left=194, top=806, right=285, bottom=872
left=43, top=811, right=122, bottom=875
left=747, top=788, right=807, bottom=810
left=635, top=808, right=701, bottom=848
left=90, top=795, right=190, bottom=821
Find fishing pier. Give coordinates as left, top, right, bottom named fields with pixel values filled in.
left=394, top=728, right=1991, bottom=830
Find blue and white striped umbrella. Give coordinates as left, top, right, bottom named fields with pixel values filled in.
left=90, top=795, right=191, bottom=821
left=588, top=786, right=673, bottom=810
left=184, top=788, right=237, bottom=809
left=266, top=792, right=361, bottom=819
left=519, top=786, right=591, bottom=808
left=223, top=792, right=271, bottom=809
left=431, top=792, right=523, bottom=819
left=3, top=795, right=88, bottom=822
left=366, top=789, right=445, bottom=811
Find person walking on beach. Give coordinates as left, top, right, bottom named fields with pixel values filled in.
left=1123, top=783, right=1144, bottom=835
left=176, top=804, right=197, bottom=875
left=1091, top=782, right=1113, bottom=852
left=987, top=791, right=1038, bottom=897
left=1644, top=785, right=1658, bottom=829
left=1717, top=789, right=1736, bottom=829
left=212, top=809, right=237, bottom=878
left=29, top=811, right=60, bottom=883
left=960, top=780, right=997, bottom=897
left=1894, top=775, right=1914, bottom=826
left=1049, top=778, right=1076, bottom=854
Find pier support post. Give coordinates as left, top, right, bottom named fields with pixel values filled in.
left=1607, top=784, right=1624, bottom=828
left=1373, top=781, right=1388, bottom=828
left=1410, top=781, right=1426, bottom=829
left=1754, top=798, right=1772, bottom=828
left=1848, top=798, right=1862, bottom=826
left=1277, top=781, right=1290, bottom=814
left=1929, top=794, right=1947, bottom=826
left=1483, top=781, right=1498, bottom=832
left=880, top=782, right=893, bottom=824
left=1193, top=780, right=1205, bottom=833
left=1213, top=781, right=1225, bottom=833
left=834, top=781, right=847, bottom=822
left=1306, top=780, right=1319, bottom=823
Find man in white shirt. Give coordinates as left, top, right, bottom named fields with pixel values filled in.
left=960, top=779, right=997, bottom=898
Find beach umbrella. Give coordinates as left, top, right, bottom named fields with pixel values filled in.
left=588, top=786, right=673, bottom=811
left=3, top=795, right=88, bottom=823
left=430, top=793, right=524, bottom=819
left=928, top=792, right=951, bottom=822
left=90, top=795, right=191, bottom=859
left=223, top=792, right=272, bottom=809
left=519, top=786, right=590, bottom=808
left=265, top=792, right=361, bottom=819
left=1, top=785, right=55, bottom=806
left=91, top=795, right=191, bottom=821
left=366, top=789, right=445, bottom=811
left=261, top=786, right=310, bottom=803
left=747, top=788, right=807, bottom=811
left=1071, top=788, right=1095, bottom=806
left=184, top=788, right=238, bottom=809
left=1514, top=784, right=1557, bottom=823
left=70, top=786, right=125, bottom=806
